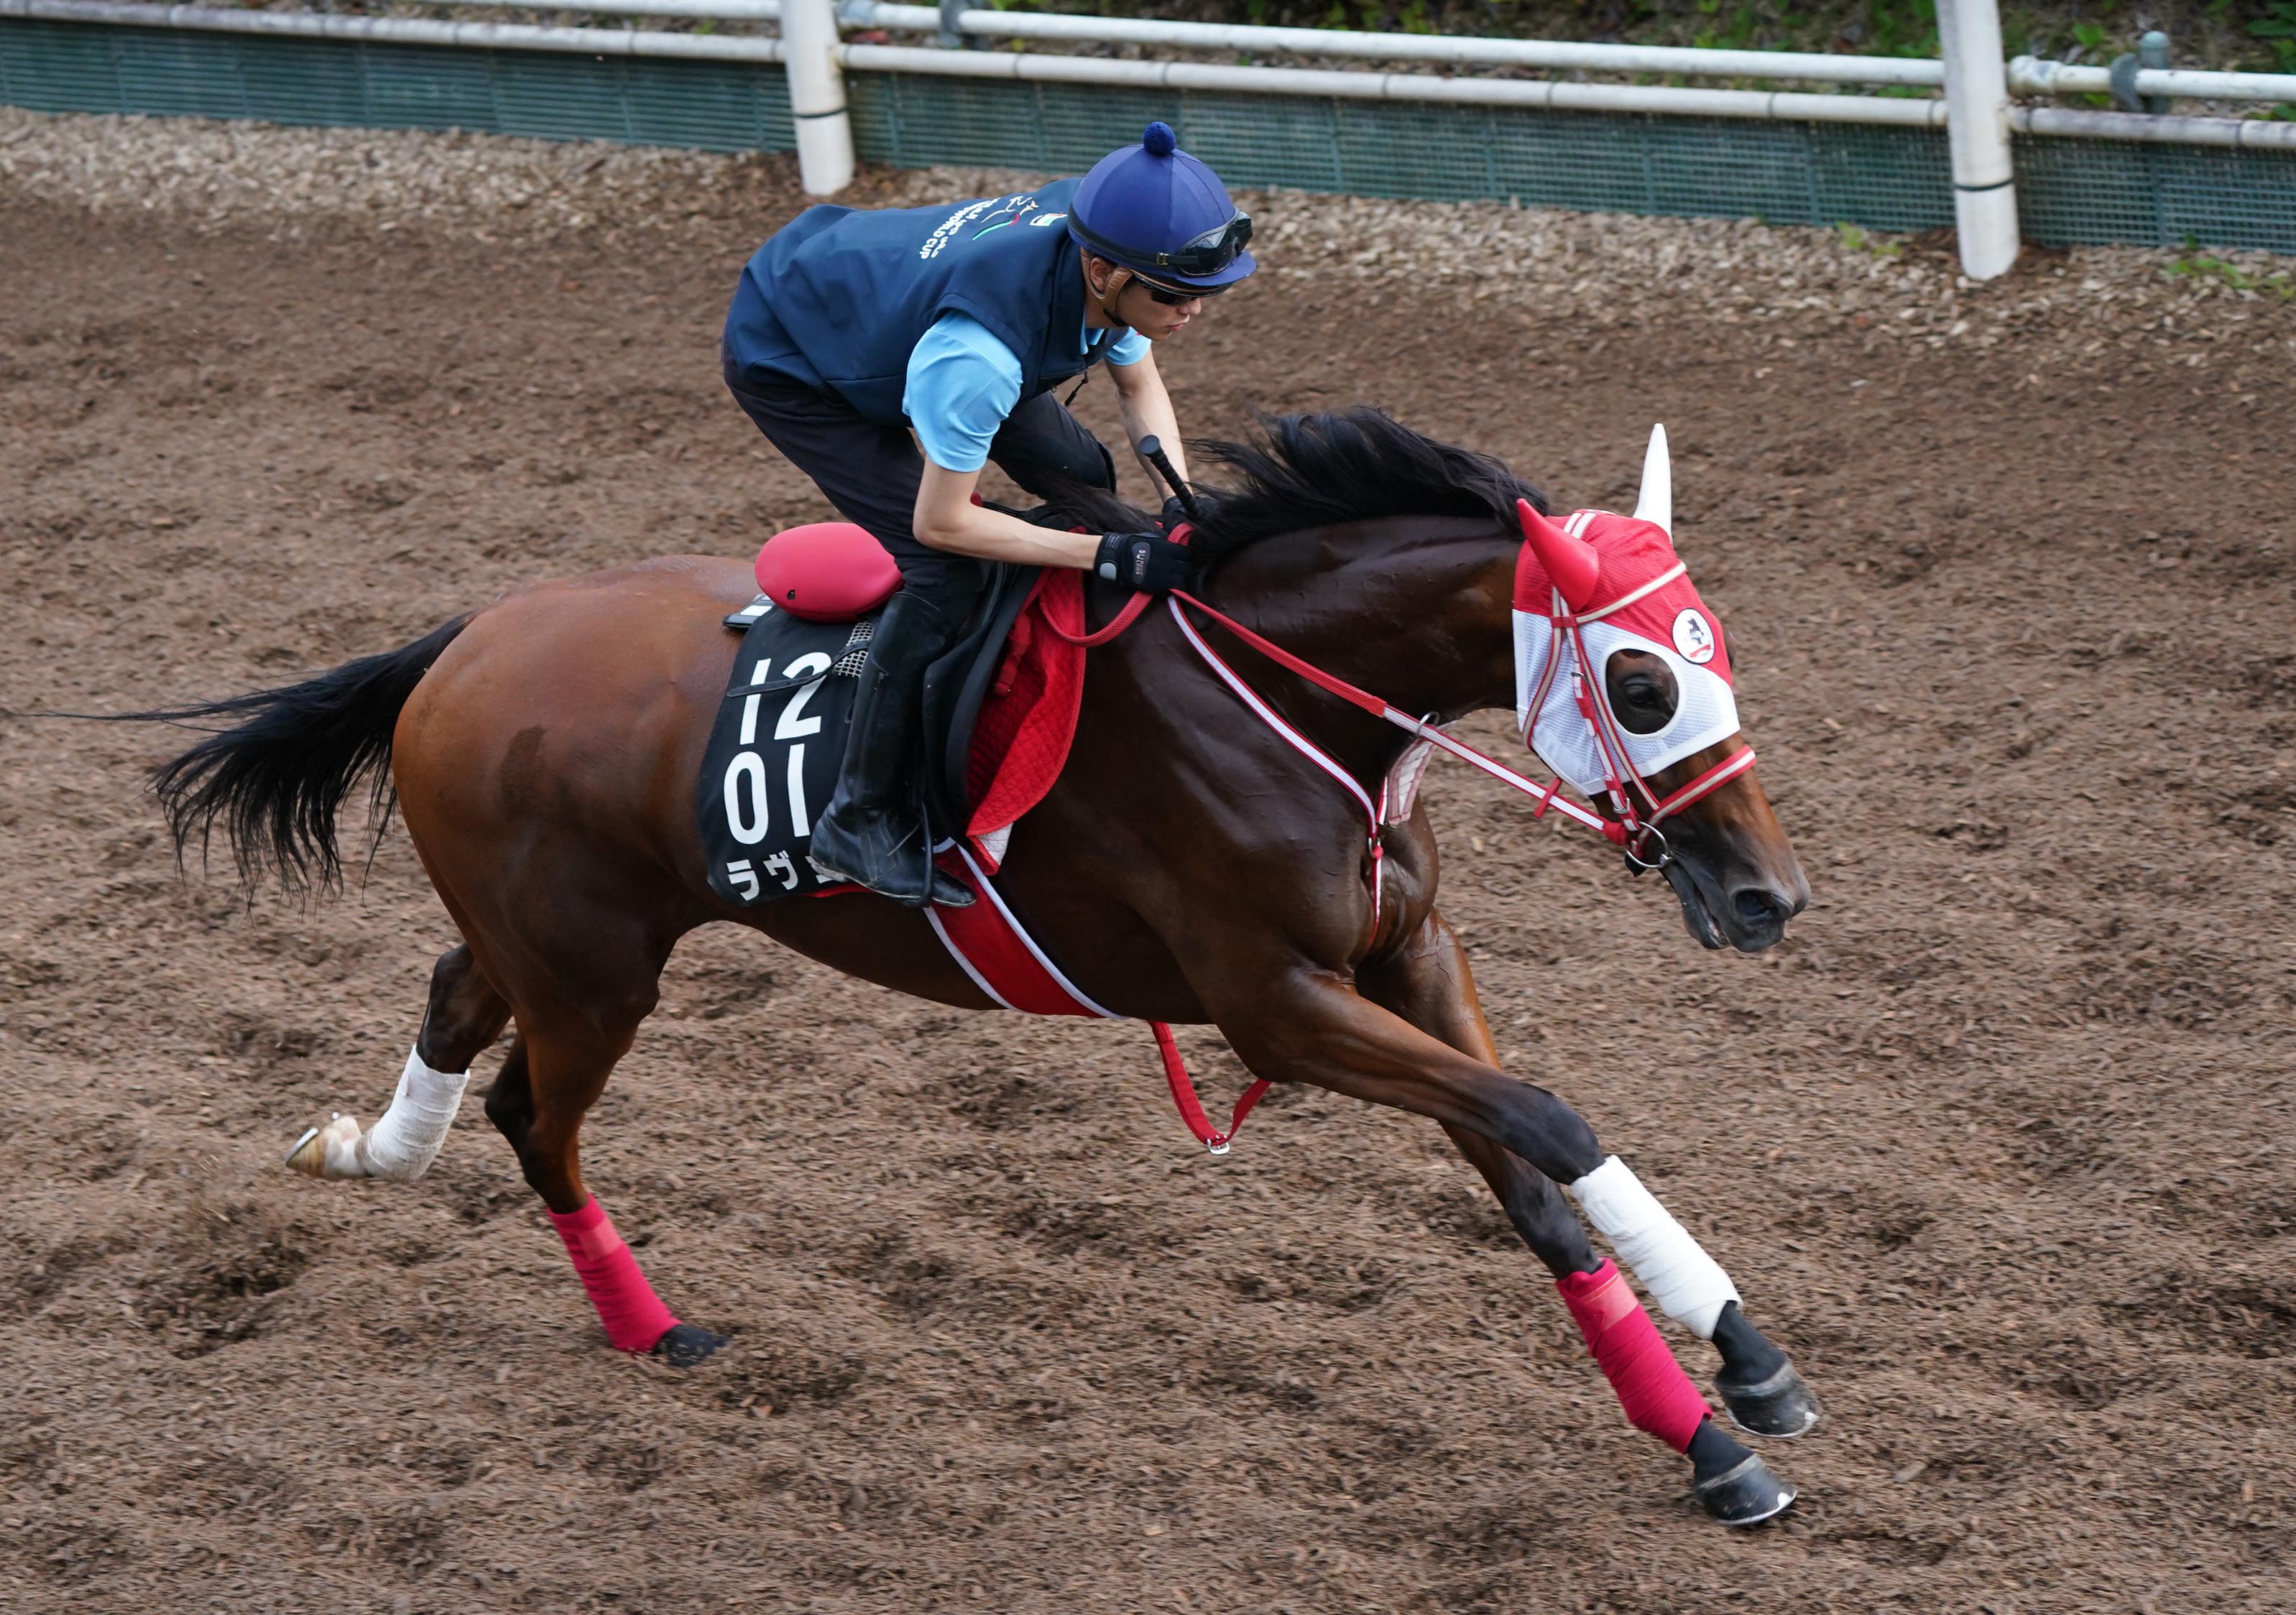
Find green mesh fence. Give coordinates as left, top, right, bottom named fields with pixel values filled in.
left=5, top=17, right=2295, bottom=251
left=0, top=18, right=795, bottom=148
left=850, top=73, right=1957, bottom=231
left=2014, top=132, right=2296, bottom=253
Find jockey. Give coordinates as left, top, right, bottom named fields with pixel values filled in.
left=722, top=121, right=1255, bottom=909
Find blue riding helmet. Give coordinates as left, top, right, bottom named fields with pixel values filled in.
left=1068, top=121, right=1256, bottom=293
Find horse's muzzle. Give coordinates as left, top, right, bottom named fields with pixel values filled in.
left=1666, top=858, right=1806, bottom=953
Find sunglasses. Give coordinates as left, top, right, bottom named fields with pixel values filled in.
left=1133, top=277, right=1227, bottom=306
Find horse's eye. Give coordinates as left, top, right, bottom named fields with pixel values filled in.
left=1606, top=652, right=1679, bottom=734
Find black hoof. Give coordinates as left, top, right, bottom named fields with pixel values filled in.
left=653, top=1323, right=728, bottom=1369
left=1716, top=1361, right=1822, bottom=1438
left=1694, top=1454, right=1797, bottom=1527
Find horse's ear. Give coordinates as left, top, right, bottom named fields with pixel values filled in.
left=1633, top=423, right=1672, bottom=535
left=1516, top=499, right=1601, bottom=612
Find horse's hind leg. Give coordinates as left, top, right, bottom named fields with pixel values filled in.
left=286, top=943, right=510, bottom=1183
left=482, top=1004, right=727, bottom=1369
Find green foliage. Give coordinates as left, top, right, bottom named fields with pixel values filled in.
left=2252, top=0, right=2296, bottom=72
left=1857, top=0, right=1939, bottom=56
left=1237, top=0, right=1434, bottom=27
left=984, top=1, right=2291, bottom=73
left=2166, top=249, right=2296, bottom=296
left=1834, top=220, right=1901, bottom=256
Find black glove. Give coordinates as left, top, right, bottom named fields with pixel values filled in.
left=1094, top=530, right=1194, bottom=594
left=1158, top=495, right=1193, bottom=535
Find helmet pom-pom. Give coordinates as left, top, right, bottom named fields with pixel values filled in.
left=1142, top=121, right=1178, bottom=157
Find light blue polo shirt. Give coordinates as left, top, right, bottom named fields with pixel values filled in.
left=903, top=313, right=1151, bottom=473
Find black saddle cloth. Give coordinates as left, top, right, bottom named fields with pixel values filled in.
left=696, top=561, right=1040, bottom=909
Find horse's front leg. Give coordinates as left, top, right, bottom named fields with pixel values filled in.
left=1358, top=912, right=1822, bottom=1441
left=1204, top=920, right=1800, bottom=1524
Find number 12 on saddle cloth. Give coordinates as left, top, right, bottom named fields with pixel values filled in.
left=696, top=607, right=863, bottom=904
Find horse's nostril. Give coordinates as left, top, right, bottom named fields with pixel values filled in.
left=1732, top=888, right=1789, bottom=930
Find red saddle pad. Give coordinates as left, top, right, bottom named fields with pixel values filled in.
left=965, top=569, right=1088, bottom=843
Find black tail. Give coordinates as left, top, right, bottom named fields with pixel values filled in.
left=126, top=616, right=471, bottom=892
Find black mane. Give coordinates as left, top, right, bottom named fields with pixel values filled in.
left=1045, top=407, right=1546, bottom=568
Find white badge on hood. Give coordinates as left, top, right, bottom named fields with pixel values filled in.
left=1672, top=608, right=1716, bottom=665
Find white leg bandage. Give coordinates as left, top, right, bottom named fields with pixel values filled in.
left=1567, top=1155, right=1741, bottom=1339
left=351, top=1045, right=471, bottom=1183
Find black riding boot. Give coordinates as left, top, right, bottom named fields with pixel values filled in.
left=807, top=590, right=974, bottom=909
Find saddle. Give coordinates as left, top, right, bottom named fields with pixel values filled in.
left=706, top=519, right=1263, bottom=1157
left=750, top=519, right=1056, bottom=833
left=698, top=521, right=1087, bottom=908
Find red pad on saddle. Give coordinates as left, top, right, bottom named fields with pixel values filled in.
left=747, top=522, right=1086, bottom=851
left=754, top=522, right=902, bottom=622
left=964, top=568, right=1089, bottom=845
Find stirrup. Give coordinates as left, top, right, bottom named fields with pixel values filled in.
left=924, top=858, right=975, bottom=909
left=812, top=854, right=974, bottom=910
left=807, top=815, right=973, bottom=909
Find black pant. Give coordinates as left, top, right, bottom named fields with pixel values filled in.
left=725, top=364, right=1115, bottom=629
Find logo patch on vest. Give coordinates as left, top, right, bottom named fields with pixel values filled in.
left=1671, top=608, right=1717, bottom=665
left=921, top=193, right=1030, bottom=260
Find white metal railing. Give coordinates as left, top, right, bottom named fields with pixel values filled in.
left=841, top=2, right=1949, bottom=87
left=1, top=0, right=786, bottom=57
left=22, top=0, right=2292, bottom=136
left=2009, top=55, right=2296, bottom=103
left=0, top=0, right=1947, bottom=126
left=381, top=0, right=1949, bottom=84
left=327, top=0, right=2296, bottom=109
left=838, top=42, right=1952, bottom=126
left=1936, top=0, right=2016, bottom=279
left=412, top=0, right=2296, bottom=106
left=30, top=0, right=2290, bottom=117
left=6, top=0, right=2295, bottom=280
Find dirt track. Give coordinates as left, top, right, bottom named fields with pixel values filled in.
left=3, top=131, right=2294, bottom=1614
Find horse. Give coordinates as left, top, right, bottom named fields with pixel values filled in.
left=141, top=408, right=1817, bottom=1525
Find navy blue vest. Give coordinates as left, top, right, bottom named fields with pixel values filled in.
left=724, top=180, right=1110, bottom=427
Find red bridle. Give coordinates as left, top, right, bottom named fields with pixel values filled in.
left=1041, top=519, right=1758, bottom=1152
left=1510, top=537, right=1756, bottom=869
left=1051, top=518, right=1757, bottom=869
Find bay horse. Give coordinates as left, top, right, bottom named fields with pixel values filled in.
left=145, top=409, right=1817, bottom=1525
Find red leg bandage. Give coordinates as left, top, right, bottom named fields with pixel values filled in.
left=548, top=1197, right=678, bottom=1353
left=1557, top=1259, right=1712, bottom=1453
